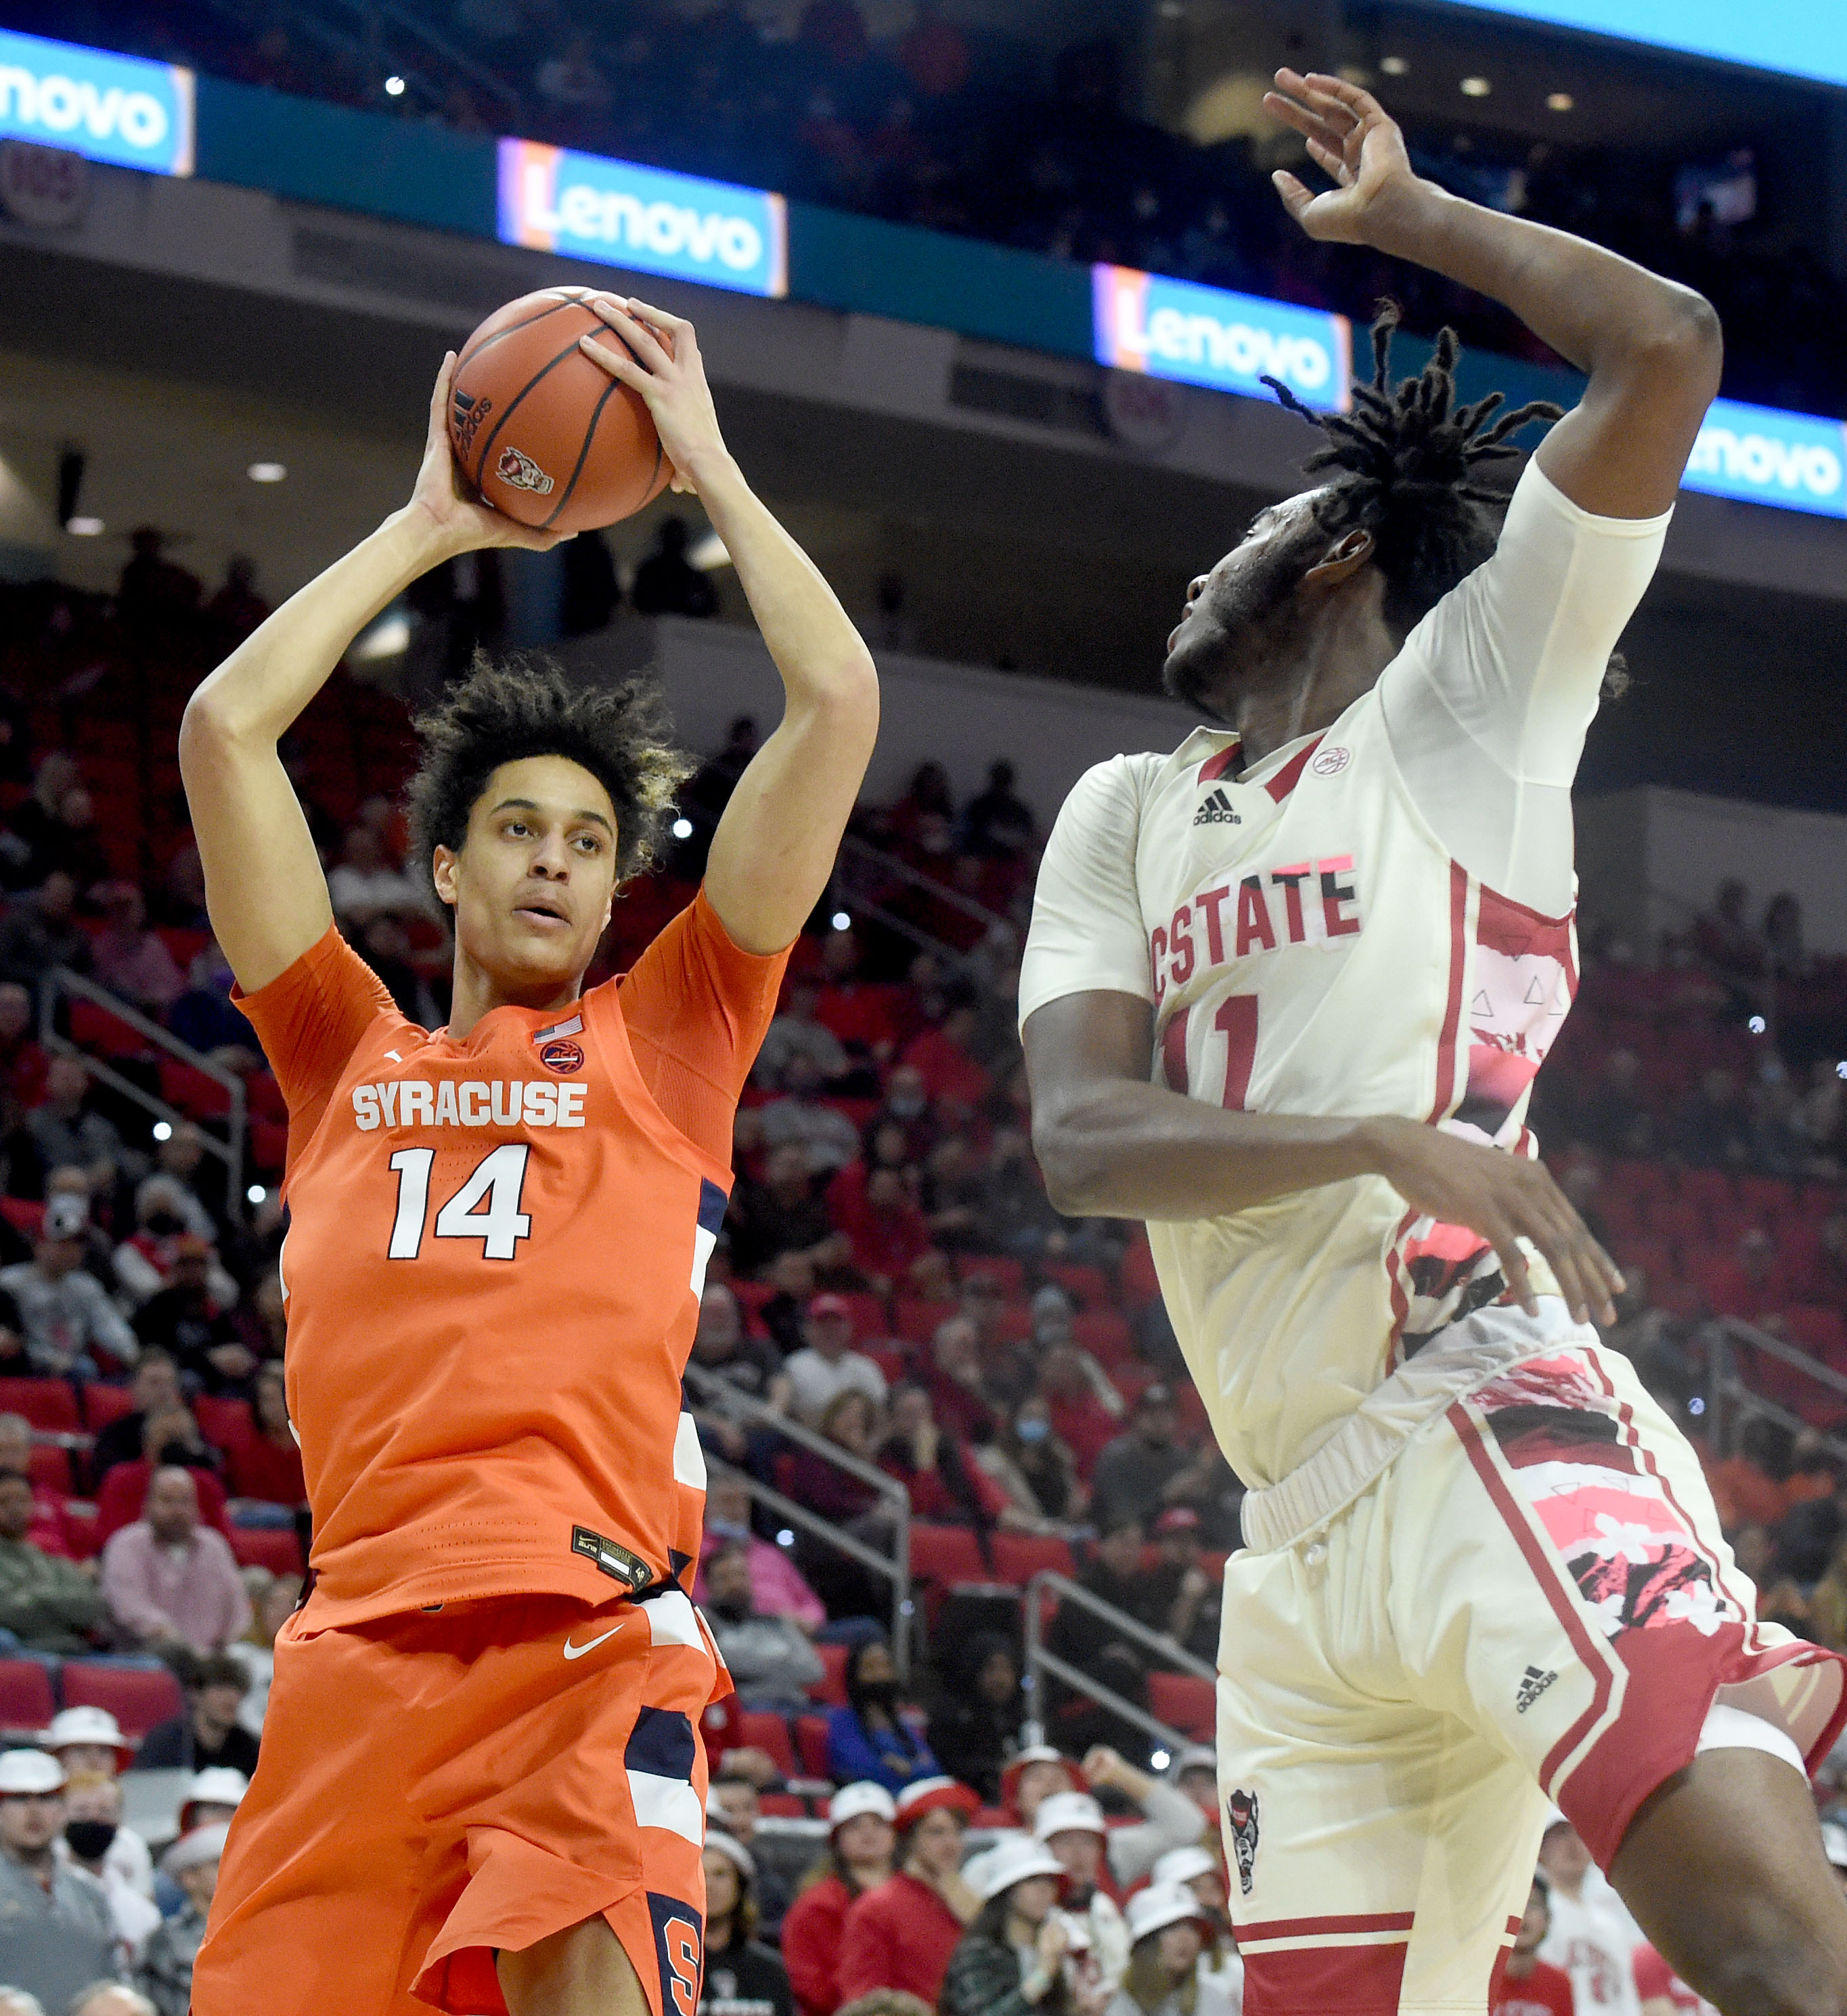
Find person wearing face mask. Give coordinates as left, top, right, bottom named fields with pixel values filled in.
left=129, top=1240, right=251, bottom=1395
left=826, top=1639, right=942, bottom=1795
left=694, top=1467, right=825, bottom=1632
left=56, top=1772, right=161, bottom=1966
left=0, top=1749, right=118, bottom=2014
left=43, top=1712, right=152, bottom=1902
left=977, top=1397, right=1087, bottom=1529
left=704, top=1541, right=825, bottom=1712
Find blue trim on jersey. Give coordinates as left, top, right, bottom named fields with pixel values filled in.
left=626, top=1705, right=698, bottom=1780
left=696, top=1178, right=728, bottom=1234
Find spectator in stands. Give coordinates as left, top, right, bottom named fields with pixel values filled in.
left=783, top=1296, right=889, bottom=1425
left=688, top=1286, right=787, bottom=1464
left=1038, top=1342, right=1122, bottom=1481
left=1144, top=1507, right=1220, bottom=1664
left=28, top=1058, right=138, bottom=1196
left=204, top=556, right=269, bottom=645
left=91, top=1353, right=184, bottom=1481
left=701, top=1830, right=795, bottom=2016
left=826, top=1637, right=941, bottom=1794
left=917, top=1135, right=983, bottom=1253
left=1762, top=892, right=1806, bottom=980
left=223, top=1365, right=305, bottom=1508
left=940, top=1831, right=1073, bottom=2016
left=0, top=1471, right=106, bottom=1653
left=730, top=1144, right=852, bottom=1279
left=814, top=931, right=902, bottom=1073
left=958, top=761, right=1035, bottom=861
left=866, top=1066, right=938, bottom=1165
left=535, top=30, right=612, bottom=114
left=227, top=1571, right=301, bottom=1734
left=116, top=527, right=200, bottom=630
left=1109, top=1883, right=1227, bottom=2016
left=707, top=1773, right=793, bottom=1938
left=757, top=979, right=851, bottom=1091
left=0, top=984, right=46, bottom=1108
left=132, top=1653, right=257, bottom=1777
left=4, top=755, right=79, bottom=879
left=1699, top=1226, right=1784, bottom=1324
left=1088, top=1388, right=1211, bottom=1534
left=837, top=1777, right=980, bottom=2008
left=137, top=1819, right=224, bottom=2016
left=97, top=1404, right=227, bottom=1546
left=24, top=790, right=109, bottom=901
left=706, top=1539, right=826, bottom=1711
left=999, top=1747, right=1084, bottom=1831
left=90, top=887, right=183, bottom=1018
left=1492, top=1875, right=1572, bottom=2016
left=148, top=1125, right=223, bottom=1241
left=783, top=1783, right=898, bottom=2016
left=68, top=1990, right=158, bottom=2016
left=1671, top=1067, right=1754, bottom=1168
left=921, top=1317, right=998, bottom=1444
left=927, top=1632, right=1022, bottom=1804
left=900, top=991, right=991, bottom=1119
left=101, top=1471, right=250, bottom=1662
left=1537, top=1815, right=1640, bottom=2016
left=0, top=1749, right=118, bottom=2013
left=631, top=518, right=717, bottom=618
left=979, top=1396, right=1086, bottom=1528
left=758, top=1056, right=863, bottom=1174
left=324, top=824, right=424, bottom=930
left=129, top=1236, right=250, bottom=1392
left=877, top=1384, right=1012, bottom=1527
left=0, top=1195, right=137, bottom=1376
left=698, top=1466, right=824, bottom=1631
left=1044, top=1521, right=1161, bottom=1754
left=43, top=1707, right=135, bottom=1787
left=0, top=1415, right=81, bottom=1560
left=164, top=943, right=260, bottom=1070
left=1079, top=1747, right=1209, bottom=1891
left=1033, top=1791, right=1128, bottom=1986
left=1694, top=877, right=1759, bottom=983
left=0, top=872, right=89, bottom=998
left=58, top=1772, right=160, bottom=1965
left=356, top=916, right=439, bottom=1027
left=838, top=1166, right=934, bottom=1292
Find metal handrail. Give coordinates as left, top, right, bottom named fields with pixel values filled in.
left=40, top=967, right=248, bottom=1224
left=835, top=834, right=1011, bottom=935
left=1021, top=1570, right=1207, bottom=1758
left=1705, top=1318, right=1847, bottom=1461
left=684, top=1362, right=913, bottom=1673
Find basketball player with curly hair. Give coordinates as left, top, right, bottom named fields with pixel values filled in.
left=183, top=296, right=878, bottom=2016
left=1023, top=74, right=1847, bottom=2015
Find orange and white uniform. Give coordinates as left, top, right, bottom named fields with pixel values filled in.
left=196, top=888, right=786, bottom=2016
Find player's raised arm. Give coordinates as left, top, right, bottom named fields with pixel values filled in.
left=1264, top=69, right=1721, bottom=518
left=178, top=360, right=562, bottom=994
left=579, top=296, right=878, bottom=955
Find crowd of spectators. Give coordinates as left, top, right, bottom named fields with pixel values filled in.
left=24, top=0, right=1847, bottom=420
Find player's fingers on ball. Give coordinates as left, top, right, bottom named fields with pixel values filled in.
left=604, top=307, right=673, bottom=373
left=577, top=333, right=646, bottom=384
left=625, top=296, right=688, bottom=334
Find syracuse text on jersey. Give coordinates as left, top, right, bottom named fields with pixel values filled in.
left=350, top=1078, right=589, bottom=1129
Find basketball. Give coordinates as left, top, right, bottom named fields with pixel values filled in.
left=447, top=286, right=672, bottom=533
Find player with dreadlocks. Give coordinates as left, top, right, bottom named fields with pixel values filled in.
left=1023, top=72, right=1847, bottom=2016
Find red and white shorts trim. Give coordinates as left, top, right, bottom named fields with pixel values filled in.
left=1215, top=1339, right=1846, bottom=2016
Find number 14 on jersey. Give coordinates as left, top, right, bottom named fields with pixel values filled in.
left=386, top=1145, right=533, bottom=1261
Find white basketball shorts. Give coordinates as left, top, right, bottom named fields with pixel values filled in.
left=1214, top=1331, right=1847, bottom=2016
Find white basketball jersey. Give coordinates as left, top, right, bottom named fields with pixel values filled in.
left=1021, top=457, right=1670, bottom=1488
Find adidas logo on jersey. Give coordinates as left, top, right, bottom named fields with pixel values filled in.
left=1515, top=1665, right=1558, bottom=1713
left=1193, top=789, right=1241, bottom=827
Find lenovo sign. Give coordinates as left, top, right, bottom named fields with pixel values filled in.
left=0, top=28, right=192, bottom=177
left=1683, top=398, right=1847, bottom=519
left=1093, top=265, right=1351, bottom=413
left=497, top=138, right=786, bottom=298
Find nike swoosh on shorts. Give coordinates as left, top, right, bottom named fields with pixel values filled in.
left=562, top=1622, right=626, bottom=1660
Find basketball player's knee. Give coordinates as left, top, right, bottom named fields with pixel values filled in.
left=1699, top=1933, right=1847, bottom=2016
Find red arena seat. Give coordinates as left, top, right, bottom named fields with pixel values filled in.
left=1147, top=1672, right=1216, bottom=1742
left=0, top=1380, right=81, bottom=1435
left=795, top=1713, right=832, bottom=1778
left=809, top=1641, right=849, bottom=1707
left=62, top=1663, right=183, bottom=1740
left=729, top=1709, right=797, bottom=1778
left=991, top=1532, right=1075, bottom=1586
left=229, top=1526, right=305, bottom=1575
left=906, top=1523, right=986, bottom=1588
left=82, top=1384, right=138, bottom=1433
left=0, top=1659, right=56, bottom=1730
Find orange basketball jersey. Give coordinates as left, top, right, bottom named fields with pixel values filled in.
left=237, top=889, right=786, bottom=1628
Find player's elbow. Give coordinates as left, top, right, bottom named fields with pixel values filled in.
left=1032, top=1101, right=1111, bottom=1217
left=178, top=688, right=242, bottom=780
left=1627, top=285, right=1724, bottom=397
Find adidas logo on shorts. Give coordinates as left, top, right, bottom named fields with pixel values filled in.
left=1193, top=788, right=1241, bottom=827
left=1515, top=1665, right=1558, bottom=1713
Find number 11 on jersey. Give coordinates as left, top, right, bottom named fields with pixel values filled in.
left=387, top=1144, right=533, bottom=1261
left=1162, top=995, right=1259, bottom=1111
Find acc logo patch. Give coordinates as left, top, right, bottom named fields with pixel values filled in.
left=495, top=444, right=556, bottom=495
left=1310, top=745, right=1351, bottom=777
left=539, top=1038, right=585, bottom=1074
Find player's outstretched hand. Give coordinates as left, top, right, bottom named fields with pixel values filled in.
left=410, top=353, right=569, bottom=554
left=579, top=295, right=729, bottom=497
left=1263, top=68, right=1424, bottom=244
left=1367, top=1116, right=1626, bottom=1328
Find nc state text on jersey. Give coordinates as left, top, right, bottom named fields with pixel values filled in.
left=1151, top=853, right=1363, bottom=1002
left=350, top=1079, right=589, bottom=1130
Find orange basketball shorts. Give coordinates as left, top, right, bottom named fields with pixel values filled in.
left=194, top=1584, right=723, bottom=2016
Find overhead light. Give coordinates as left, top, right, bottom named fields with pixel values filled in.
left=1461, top=76, right=1492, bottom=96
left=687, top=529, right=732, bottom=572
left=1546, top=91, right=1574, bottom=111
left=671, top=817, right=693, bottom=840
left=1380, top=55, right=1408, bottom=76
left=152, top=1121, right=173, bottom=1142
left=353, top=610, right=411, bottom=660
left=384, top=74, right=406, bottom=96
left=65, top=516, right=104, bottom=536
left=246, top=1184, right=267, bottom=1205
left=248, top=461, right=287, bottom=483
left=830, top=911, right=851, bottom=932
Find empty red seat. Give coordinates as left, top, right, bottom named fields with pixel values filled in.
left=62, top=1663, right=183, bottom=1740
left=1042, top=1262, right=1113, bottom=1309
left=157, top=1057, right=231, bottom=1121
left=833, top=1292, right=891, bottom=1342
left=250, top=1120, right=290, bottom=1175
left=729, top=1709, right=797, bottom=1777
left=26, top=1443, right=71, bottom=1493
left=1781, top=1305, right=1847, bottom=1370
left=82, top=1384, right=137, bottom=1433
left=957, top=1257, right=1024, bottom=1296
left=893, top=1298, right=956, bottom=1345
left=194, top=1396, right=252, bottom=1452
left=809, top=1641, right=849, bottom=1706
left=795, top=1713, right=832, bottom=1778
left=1147, top=1671, right=1216, bottom=1742
left=759, top=1791, right=808, bottom=1817
left=0, top=1199, right=43, bottom=1240
left=0, top=1659, right=55, bottom=1730
left=228, top=1526, right=304, bottom=1575
left=0, top=1379, right=81, bottom=1434
left=991, top=1532, right=1075, bottom=1586
left=907, top=1523, right=986, bottom=1587
left=69, top=998, right=148, bottom=1060
left=1071, top=1310, right=1135, bottom=1364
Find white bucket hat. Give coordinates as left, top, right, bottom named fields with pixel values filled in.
left=1033, top=1790, right=1106, bottom=1841
left=43, top=1707, right=133, bottom=1768
left=971, top=1831, right=1067, bottom=1901
left=1126, top=1881, right=1214, bottom=1945
left=829, top=1781, right=897, bottom=1829
left=0, top=1749, right=63, bottom=1795
left=1151, top=1844, right=1219, bottom=1888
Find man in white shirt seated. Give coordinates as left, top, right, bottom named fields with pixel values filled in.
left=781, top=1295, right=888, bottom=1426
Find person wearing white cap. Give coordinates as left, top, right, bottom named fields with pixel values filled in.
left=57, top=1771, right=161, bottom=1965
left=701, top=1829, right=794, bottom=2016
left=45, top=1708, right=154, bottom=1905
left=1107, top=1884, right=1231, bottom=2016
left=839, top=1777, right=982, bottom=2009
left=941, top=1833, right=1077, bottom=2016
left=1034, top=1790, right=1129, bottom=1987
left=0, top=1749, right=118, bottom=2014
left=707, top=1772, right=791, bottom=1937
left=1150, top=1846, right=1241, bottom=2016
left=782, top=1783, right=897, bottom=2016
left=1537, top=1812, right=1643, bottom=2016
left=137, top=1822, right=227, bottom=2016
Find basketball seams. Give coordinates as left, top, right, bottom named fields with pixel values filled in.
left=454, top=290, right=589, bottom=373
left=542, top=373, right=624, bottom=531
left=464, top=323, right=600, bottom=492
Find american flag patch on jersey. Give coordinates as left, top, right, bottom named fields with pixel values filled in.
left=533, top=1014, right=584, bottom=1043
